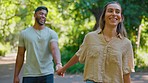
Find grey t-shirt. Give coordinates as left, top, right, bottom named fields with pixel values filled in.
left=19, top=27, right=58, bottom=77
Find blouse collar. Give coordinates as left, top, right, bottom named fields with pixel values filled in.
left=96, top=28, right=123, bottom=39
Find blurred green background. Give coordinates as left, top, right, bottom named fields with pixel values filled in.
left=0, top=0, right=148, bottom=73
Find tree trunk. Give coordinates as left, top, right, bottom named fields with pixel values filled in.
left=90, top=8, right=102, bottom=31
left=136, top=24, right=143, bottom=49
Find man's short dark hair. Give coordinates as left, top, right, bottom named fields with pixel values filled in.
left=35, top=6, right=48, bottom=13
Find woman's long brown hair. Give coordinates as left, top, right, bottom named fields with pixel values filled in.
left=97, top=1, right=127, bottom=37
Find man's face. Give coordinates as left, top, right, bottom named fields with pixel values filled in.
left=34, top=9, right=47, bottom=25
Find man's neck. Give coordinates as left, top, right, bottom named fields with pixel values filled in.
left=33, top=24, right=45, bottom=30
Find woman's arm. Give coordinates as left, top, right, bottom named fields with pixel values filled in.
left=56, top=55, right=79, bottom=76
left=123, top=73, right=131, bottom=83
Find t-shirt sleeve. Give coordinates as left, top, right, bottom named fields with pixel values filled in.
left=75, top=34, right=90, bottom=64
left=50, top=30, right=58, bottom=43
left=18, top=31, right=25, bottom=47
left=122, top=41, right=135, bottom=74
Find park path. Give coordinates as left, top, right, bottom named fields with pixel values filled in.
left=0, top=53, right=148, bottom=83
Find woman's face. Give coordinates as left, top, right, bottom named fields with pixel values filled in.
left=104, top=3, right=122, bottom=27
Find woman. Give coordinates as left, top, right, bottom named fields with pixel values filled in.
left=57, top=1, right=135, bottom=83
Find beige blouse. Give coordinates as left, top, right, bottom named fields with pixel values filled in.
left=75, top=30, right=135, bottom=83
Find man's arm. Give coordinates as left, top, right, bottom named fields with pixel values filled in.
left=123, top=73, right=131, bottom=83
left=13, top=47, right=26, bottom=83
left=50, top=42, right=62, bottom=70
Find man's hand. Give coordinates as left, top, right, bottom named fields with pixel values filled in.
left=56, top=63, right=62, bottom=71
left=56, top=63, right=64, bottom=76
left=56, top=64, right=65, bottom=77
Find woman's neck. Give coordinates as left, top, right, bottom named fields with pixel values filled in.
left=103, top=25, right=117, bottom=38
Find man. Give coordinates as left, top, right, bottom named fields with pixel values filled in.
left=13, top=6, right=62, bottom=83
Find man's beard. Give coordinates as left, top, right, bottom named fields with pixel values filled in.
left=36, top=17, right=45, bottom=25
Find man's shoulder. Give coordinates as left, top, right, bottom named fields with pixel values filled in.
left=22, top=27, right=32, bottom=31
left=45, top=27, right=57, bottom=34
left=45, top=27, right=53, bottom=31
left=20, top=27, right=32, bottom=34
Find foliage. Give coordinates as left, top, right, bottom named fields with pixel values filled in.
left=134, top=17, right=148, bottom=72
left=60, top=22, right=92, bottom=73
left=135, top=49, right=148, bottom=72
left=0, top=43, right=11, bottom=56
left=59, top=0, right=148, bottom=73
left=0, top=0, right=66, bottom=50
left=140, top=17, right=148, bottom=51
left=0, top=0, right=148, bottom=73
left=0, top=43, right=7, bottom=56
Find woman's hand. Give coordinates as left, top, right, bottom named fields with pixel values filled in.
left=56, top=66, right=66, bottom=77
left=123, top=73, right=131, bottom=83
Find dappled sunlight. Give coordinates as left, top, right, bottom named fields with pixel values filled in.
left=143, top=75, right=148, bottom=80
left=0, top=63, right=15, bottom=83
left=0, top=53, right=16, bottom=64
left=54, top=74, right=85, bottom=83
left=131, top=72, right=148, bottom=83
left=0, top=53, right=148, bottom=83
left=137, top=50, right=148, bottom=67
left=132, top=81, right=146, bottom=83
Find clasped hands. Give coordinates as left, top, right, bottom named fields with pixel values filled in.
left=56, top=64, right=65, bottom=77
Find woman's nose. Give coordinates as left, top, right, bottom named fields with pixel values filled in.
left=112, top=11, right=116, bottom=15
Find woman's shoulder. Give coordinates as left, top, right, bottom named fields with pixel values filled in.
left=123, top=37, right=131, bottom=42
left=85, top=31, right=98, bottom=36
left=122, top=37, right=132, bottom=45
left=83, top=31, right=99, bottom=41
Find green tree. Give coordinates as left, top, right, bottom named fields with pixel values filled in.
left=59, top=0, right=148, bottom=73
left=0, top=0, right=148, bottom=72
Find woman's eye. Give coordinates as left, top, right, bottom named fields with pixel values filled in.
left=116, top=10, right=120, bottom=14
left=108, top=9, right=113, bottom=12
